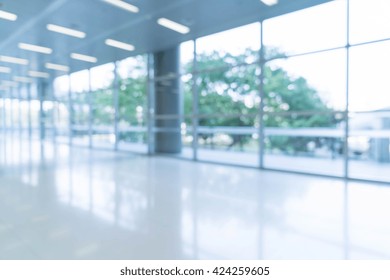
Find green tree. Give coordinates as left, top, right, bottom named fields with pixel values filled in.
left=185, top=49, right=336, bottom=153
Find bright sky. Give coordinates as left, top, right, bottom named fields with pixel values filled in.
left=182, top=0, right=390, bottom=112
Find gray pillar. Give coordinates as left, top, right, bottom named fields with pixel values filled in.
left=154, top=46, right=182, bottom=153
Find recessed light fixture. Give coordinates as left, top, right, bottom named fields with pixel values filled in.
left=45, top=63, right=70, bottom=72
left=102, top=0, right=139, bottom=13
left=105, top=39, right=135, bottom=51
left=47, top=24, right=86, bottom=39
left=0, top=10, right=17, bottom=21
left=260, top=0, right=278, bottom=6
left=18, top=43, right=53, bottom=54
left=0, top=66, right=11, bottom=73
left=70, top=53, right=97, bottom=63
left=13, top=76, right=34, bottom=83
left=28, top=71, right=50, bottom=79
left=0, top=55, right=29, bottom=65
left=157, top=18, right=190, bottom=34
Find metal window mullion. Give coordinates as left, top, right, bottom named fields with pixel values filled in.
left=10, top=88, right=14, bottom=134
left=259, top=22, right=265, bottom=169
left=68, top=75, right=73, bottom=146
left=27, top=84, right=32, bottom=139
left=344, top=0, right=350, bottom=179
left=17, top=85, right=22, bottom=136
left=1, top=92, right=5, bottom=135
left=88, top=69, right=93, bottom=149
left=114, top=62, right=119, bottom=151
left=39, top=82, right=45, bottom=141
left=192, top=39, right=199, bottom=161
left=50, top=80, right=56, bottom=144
left=147, top=53, right=155, bottom=155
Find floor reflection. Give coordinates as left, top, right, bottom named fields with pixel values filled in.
left=0, top=133, right=390, bottom=259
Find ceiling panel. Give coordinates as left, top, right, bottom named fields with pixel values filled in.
left=0, top=0, right=332, bottom=83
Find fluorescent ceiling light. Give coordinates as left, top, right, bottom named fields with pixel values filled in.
left=18, top=43, right=53, bottom=54
left=0, top=66, right=11, bottom=73
left=0, top=55, right=29, bottom=65
left=29, top=71, right=50, bottom=79
left=70, top=53, right=97, bottom=63
left=157, top=18, right=190, bottom=34
left=0, top=10, right=17, bottom=21
left=13, top=76, right=34, bottom=83
left=47, top=24, right=86, bottom=38
left=102, top=0, right=139, bottom=13
left=260, top=0, right=278, bottom=6
left=45, top=63, right=70, bottom=72
left=105, top=39, right=134, bottom=51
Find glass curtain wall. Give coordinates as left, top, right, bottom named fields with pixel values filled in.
left=45, top=0, right=390, bottom=183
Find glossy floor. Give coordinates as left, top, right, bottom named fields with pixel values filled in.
left=1, top=135, right=390, bottom=259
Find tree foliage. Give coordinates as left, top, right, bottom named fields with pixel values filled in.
left=90, top=48, right=336, bottom=153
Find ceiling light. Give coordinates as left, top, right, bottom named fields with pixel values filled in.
left=47, top=24, right=86, bottom=39
left=0, top=55, right=29, bottom=65
left=0, top=10, right=17, bottom=21
left=102, top=0, right=139, bottom=13
left=105, top=39, right=135, bottom=51
left=29, top=71, right=50, bottom=79
left=70, top=53, right=97, bottom=63
left=0, top=66, right=11, bottom=73
left=13, top=76, right=34, bottom=83
left=45, top=63, right=70, bottom=72
left=260, top=0, right=278, bottom=6
left=157, top=18, right=190, bottom=34
left=18, top=43, right=53, bottom=54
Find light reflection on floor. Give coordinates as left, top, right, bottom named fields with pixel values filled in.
left=0, top=134, right=390, bottom=259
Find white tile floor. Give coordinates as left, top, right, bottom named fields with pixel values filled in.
left=1, top=135, right=390, bottom=259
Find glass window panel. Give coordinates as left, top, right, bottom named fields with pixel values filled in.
left=349, top=41, right=390, bottom=111
left=263, top=0, right=346, bottom=57
left=264, top=113, right=345, bottom=176
left=349, top=112, right=390, bottom=182
left=70, top=70, right=89, bottom=93
left=53, top=76, right=70, bottom=143
left=350, top=0, right=390, bottom=45
left=196, top=23, right=260, bottom=71
left=117, top=55, right=148, bottom=153
left=91, top=88, right=115, bottom=149
left=71, top=91, right=89, bottom=146
left=197, top=116, right=259, bottom=167
left=90, top=62, right=115, bottom=91
left=198, top=64, right=260, bottom=116
left=180, top=40, right=194, bottom=74
left=182, top=73, right=193, bottom=117
left=265, top=49, right=347, bottom=112
left=4, top=97, right=12, bottom=130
